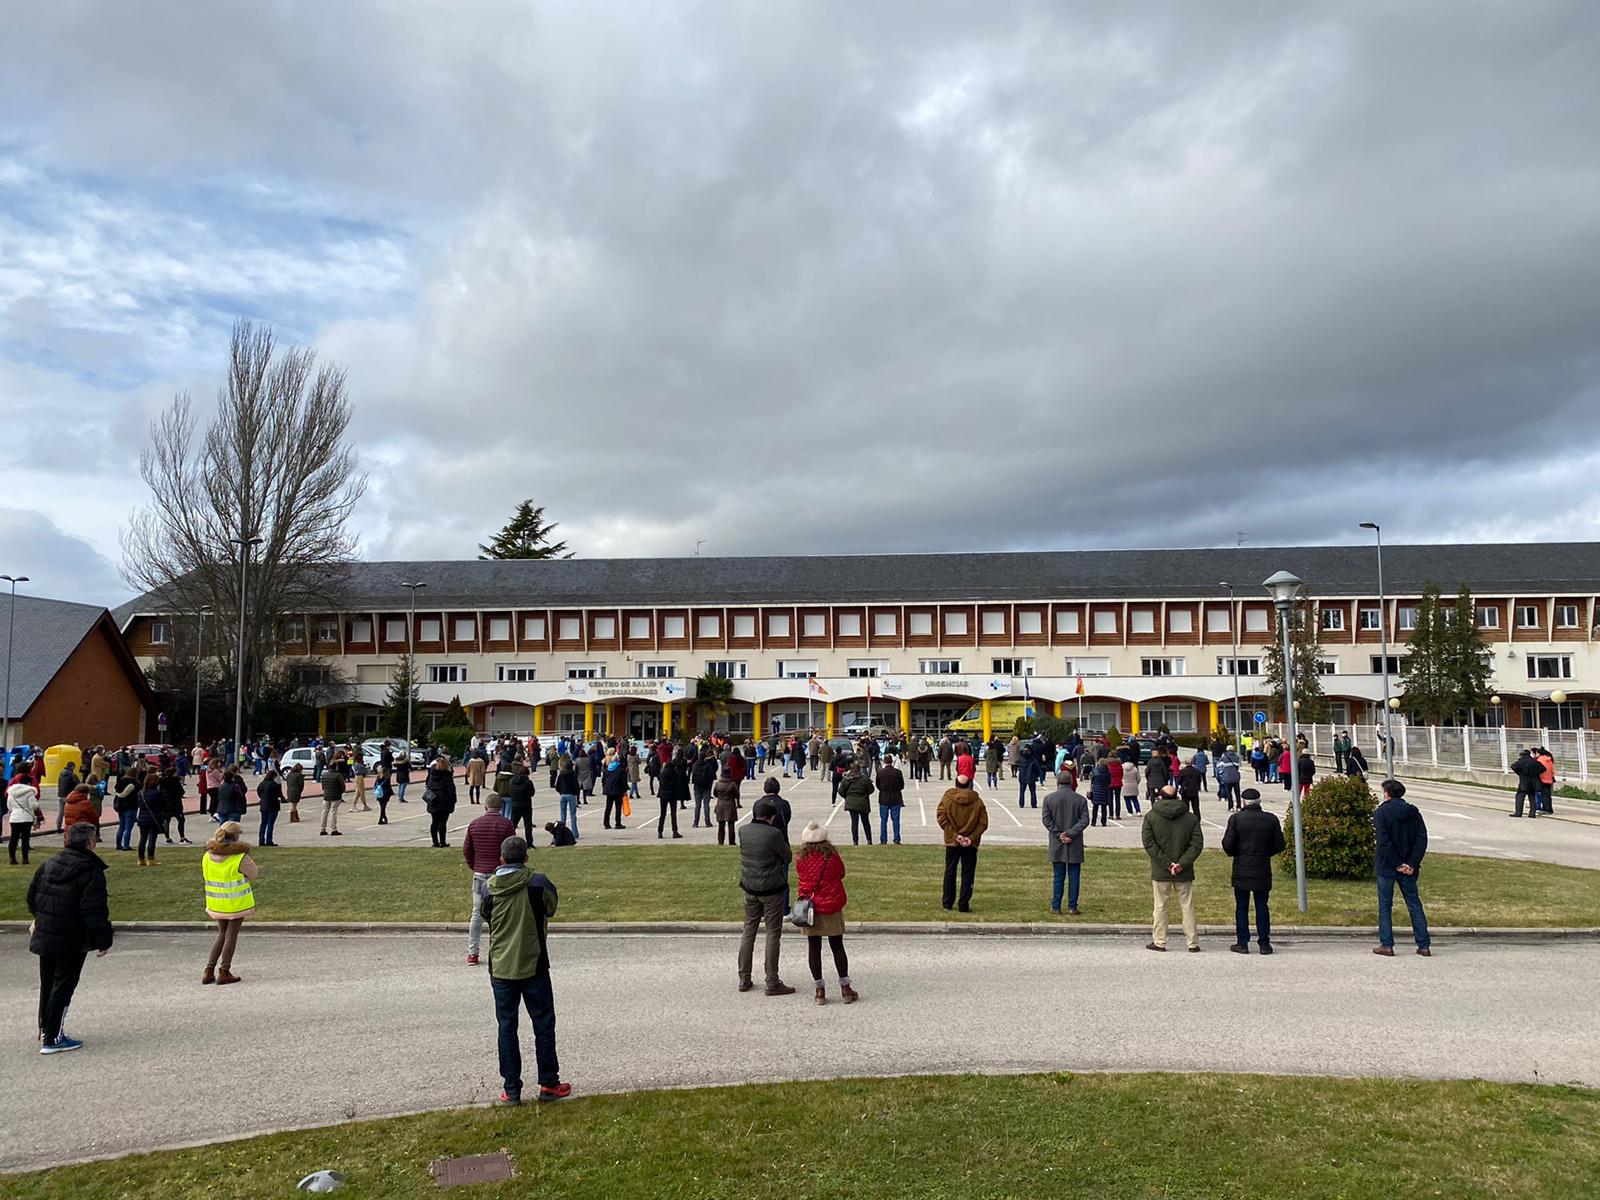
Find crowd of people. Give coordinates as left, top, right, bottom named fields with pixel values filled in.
left=12, top=720, right=1441, bottom=1101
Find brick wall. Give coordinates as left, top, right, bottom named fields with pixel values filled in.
left=25, top=623, right=148, bottom=749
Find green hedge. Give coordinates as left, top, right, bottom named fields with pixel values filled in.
left=1281, top=773, right=1377, bottom=881
left=430, top=725, right=475, bottom=760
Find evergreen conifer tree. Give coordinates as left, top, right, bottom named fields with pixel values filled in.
left=477, top=501, right=572, bottom=560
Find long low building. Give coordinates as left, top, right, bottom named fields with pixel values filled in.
left=114, top=543, right=1600, bottom=741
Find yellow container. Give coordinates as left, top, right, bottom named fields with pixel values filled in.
left=43, top=744, right=83, bottom=789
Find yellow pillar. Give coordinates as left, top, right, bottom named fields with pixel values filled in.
left=662, top=701, right=673, bottom=737
left=583, top=701, right=595, bottom=740
left=608, top=703, right=620, bottom=738
left=751, top=701, right=762, bottom=739
left=1130, top=701, right=1141, bottom=735
left=981, top=697, right=993, bottom=742
left=1208, top=701, right=1220, bottom=734
left=1052, top=700, right=1063, bottom=719
left=318, top=707, right=328, bottom=737
left=899, top=698, right=911, bottom=733
left=532, top=704, right=544, bottom=735
left=825, top=701, right=836, bottom=737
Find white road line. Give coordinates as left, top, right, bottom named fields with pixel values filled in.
left=919, top=796, right=928, bottom=825
left=986, top=798, right=1025, bottom=827
left=1434, top=812, right=1477, bottom=821
left=823, top=801, right=845, bottom=828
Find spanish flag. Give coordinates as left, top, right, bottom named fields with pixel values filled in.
left=1075, top=675, right=1086, bottom=697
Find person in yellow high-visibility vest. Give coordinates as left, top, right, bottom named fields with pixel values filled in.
left=201, top=822, right=258, bottom=986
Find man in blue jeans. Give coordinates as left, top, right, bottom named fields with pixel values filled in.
left=480, top=835, right=572, bottom=1104
left=1042, top=776, right=1090, bottom=915
left=1373, top=780, right=1431, bottom=957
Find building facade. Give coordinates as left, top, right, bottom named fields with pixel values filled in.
left=2, top=594, right=156, bottom=751
left=115, top=543, right=1600, bottom=741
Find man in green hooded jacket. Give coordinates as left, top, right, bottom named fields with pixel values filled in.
left=1141, top=785, right=1204, bottom=952
left=480, top=835, right=571, bottom=1105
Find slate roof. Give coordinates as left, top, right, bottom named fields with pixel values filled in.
left=0, top=594, right=115, bottom=720
left=111, top=542, right=1600, bottom=618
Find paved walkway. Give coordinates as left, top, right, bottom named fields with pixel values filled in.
left=2, top=929, right=1595, bottom=1173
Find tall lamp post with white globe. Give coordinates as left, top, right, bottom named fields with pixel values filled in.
left=1264, top=570, right=1308, bottom=913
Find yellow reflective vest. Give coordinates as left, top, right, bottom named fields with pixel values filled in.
left=202, top=852, right=255, bottom=915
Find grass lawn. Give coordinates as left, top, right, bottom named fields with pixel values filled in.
left=8, top=1072, right=1599, bottom=1198
left=3, top=845, right=1597, bottom=928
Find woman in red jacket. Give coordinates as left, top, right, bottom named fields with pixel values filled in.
left=795, top=822, right=859, bottom=1006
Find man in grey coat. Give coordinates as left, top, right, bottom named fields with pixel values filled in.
left=736, top=798, right=795, bottom=997
left=1042, top=780, right=1091, bottom=915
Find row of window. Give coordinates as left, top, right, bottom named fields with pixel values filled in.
left=149, top=602, right=1590, bottom=647
left=407, top=653, right=1584, bottom=685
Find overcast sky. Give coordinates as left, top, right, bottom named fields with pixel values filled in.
left=3, top=2, right=1598, bottom=606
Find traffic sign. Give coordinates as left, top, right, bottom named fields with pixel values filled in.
left=1253, top=710, right=1267, bottom=725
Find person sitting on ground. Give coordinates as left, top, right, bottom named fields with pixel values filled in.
left=545, top=821, right=576, bottom=847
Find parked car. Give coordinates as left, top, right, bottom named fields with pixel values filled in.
left=362, top=738, right=427, bottom=768
left=126, top=743, right=177, bottom=767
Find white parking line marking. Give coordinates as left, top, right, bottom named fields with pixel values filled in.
left=985, top=798, right=1025, bottom=827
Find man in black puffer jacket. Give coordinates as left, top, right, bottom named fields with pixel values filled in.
left=1222, top=788, right=1286, bottom=955
left=28, top=822, right=113, bottom=1053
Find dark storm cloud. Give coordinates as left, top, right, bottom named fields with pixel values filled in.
left=3, top=1, right=1598, bottom=577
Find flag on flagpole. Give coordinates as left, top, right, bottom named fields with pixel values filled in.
left=1075, top=675, right=1086, bottom=697
left=809, top=676, right=828, bottom=697
left=866, top=679, right=873, bottom=702
left=1023, top=675, right=1033, bottom=718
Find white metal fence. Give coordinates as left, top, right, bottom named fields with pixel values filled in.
left=1267, top=722, right=1600, bottom=784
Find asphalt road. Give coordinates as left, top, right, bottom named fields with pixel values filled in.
left=242, top=767, right=1600, bottom=870
left=2, top=929, right=1595, bottom=1173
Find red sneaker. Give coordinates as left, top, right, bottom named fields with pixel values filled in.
left=538, top=1082, right=573, bottom=1102
left=466, top=954, right=479, bottom=966
left=496, top=1091, right=521, bottom=1107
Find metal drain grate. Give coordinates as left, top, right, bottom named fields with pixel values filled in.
left=431, top=1151, right=516, bottom=1187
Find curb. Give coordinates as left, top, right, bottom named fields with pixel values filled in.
left=3, top=920, right=1597, bottom=940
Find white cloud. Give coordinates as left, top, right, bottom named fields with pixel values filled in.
left=0, top=1, right=1596, bottom=585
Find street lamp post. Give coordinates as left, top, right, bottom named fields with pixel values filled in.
left=1, top=574, right=29, bottom=754
left=1264, top=570, right=1308, bottom=913
left=1359, top=522, right=1396, bottom=779
left=193, top=606, right=212, bottom=745
left=1220, top=581, right=1242, bottom=750
left=1490, top=694, right=1502, bottom=728
left=229, top=535, right=264, bottom=766
left=401, top=582, right=427, bottom=753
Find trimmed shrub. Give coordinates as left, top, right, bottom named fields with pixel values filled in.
left=1104, top=725, right=1124, bottom=750
left=431, top=725, right=475, bottom=760
left=1280, top=773, right=1377, bottom=881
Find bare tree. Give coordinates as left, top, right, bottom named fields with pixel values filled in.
left=122, top=320, right=367, bottom=712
